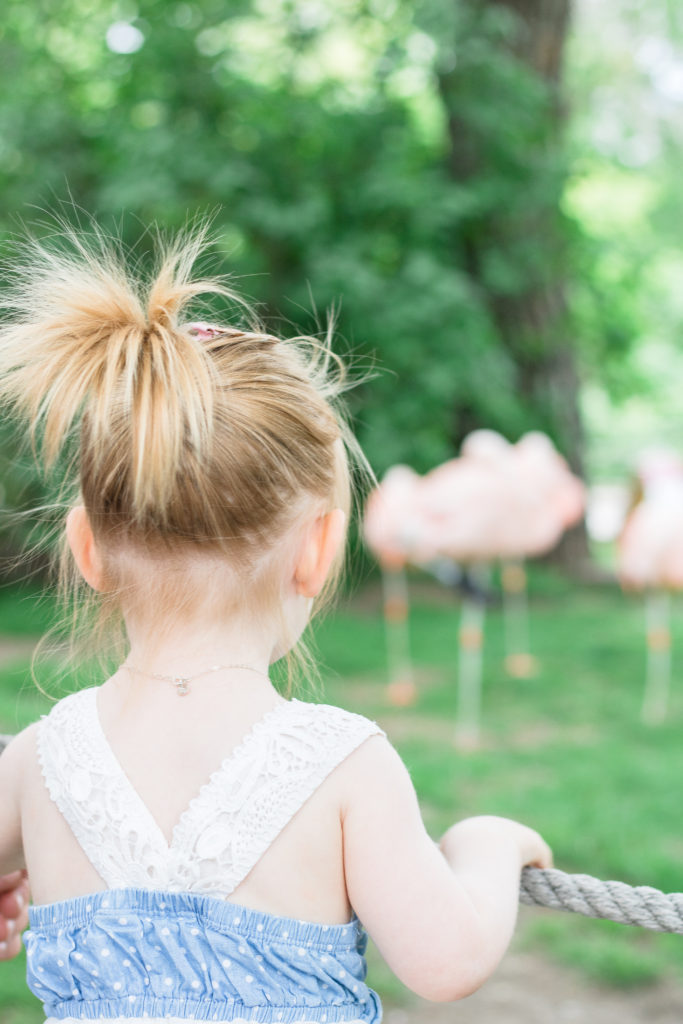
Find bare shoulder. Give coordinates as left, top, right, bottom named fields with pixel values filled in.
left=330, top=729, right=414, bottom=809
left=0, top=720, right=41, bottom=789
left=0, top=720, right=41, bottom=872
left=0, top=720, right=40, bottom=766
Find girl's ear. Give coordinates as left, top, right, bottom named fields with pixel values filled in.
left=66, top=506, right=107, bottom=592
left=294, top=508, right=346, bottom=599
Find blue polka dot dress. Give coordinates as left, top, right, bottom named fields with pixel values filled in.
left=25, top=689, right=384, bottom=1023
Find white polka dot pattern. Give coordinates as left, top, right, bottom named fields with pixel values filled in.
left=25, top=888, right=382, bottom=1022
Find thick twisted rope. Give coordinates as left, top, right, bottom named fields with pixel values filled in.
left=521, top=866, right=683, bottom=934
left=0, top=732, right=681, bottom=933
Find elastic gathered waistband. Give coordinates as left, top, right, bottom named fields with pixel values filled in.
left=30, top=889, right=360, bottom=951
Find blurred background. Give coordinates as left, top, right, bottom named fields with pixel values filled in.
left=3, top=0, right=683, bottom=1021
left=2, top=0, right=682, bottom=526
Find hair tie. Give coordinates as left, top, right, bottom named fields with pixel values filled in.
left=186, top=322, right=279, bottom=347
left=186, top=322, right=227, bottom=341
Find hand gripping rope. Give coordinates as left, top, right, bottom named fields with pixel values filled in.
left=0, top=731, right=680, bottom=933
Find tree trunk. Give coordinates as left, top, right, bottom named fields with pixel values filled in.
left=439, top=0, right=590, bottom=568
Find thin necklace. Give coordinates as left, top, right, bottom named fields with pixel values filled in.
left=124, top=662, right=270, bottom=697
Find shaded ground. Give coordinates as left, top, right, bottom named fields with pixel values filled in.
left=383, top=940, right=683, bottom=1023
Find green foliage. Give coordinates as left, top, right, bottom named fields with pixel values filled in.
left=4, top=0, right=679, bottom=545
left=564, top=0, right=683, bottom=475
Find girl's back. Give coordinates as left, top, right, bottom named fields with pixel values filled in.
left=12, top=677, right=386, bottom=1024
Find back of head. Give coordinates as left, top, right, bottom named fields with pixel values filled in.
left=0, top=224, right=360, bottom=676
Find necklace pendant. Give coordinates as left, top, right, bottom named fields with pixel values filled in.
left=174, top=678, right=190, bottom=696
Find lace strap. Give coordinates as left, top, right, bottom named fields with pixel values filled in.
left=37, top=689, right=171, bottom=889
left=171, top=700, right=384, bottom=895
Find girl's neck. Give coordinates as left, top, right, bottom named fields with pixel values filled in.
left=108, top=620, right=284, bottom=712
left=122, top=616, right=279, bottom=680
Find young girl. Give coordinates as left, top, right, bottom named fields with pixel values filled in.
left=0, top=227, right=551, bottom=1023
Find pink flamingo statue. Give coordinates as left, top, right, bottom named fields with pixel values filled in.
left=618, top=450, right=683, bottom=724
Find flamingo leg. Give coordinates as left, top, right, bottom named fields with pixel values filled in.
left=456, top=570, right=488, bottom=750
left=381, top=565, right=417, bottom=706
left=501, top=558, right=538, bottom=679
left=642, top=589, right=671, bottom=725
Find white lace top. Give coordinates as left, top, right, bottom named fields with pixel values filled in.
left=37, top=688, right=382, bottom=896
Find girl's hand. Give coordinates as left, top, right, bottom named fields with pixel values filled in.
left=0, top=870, right=29, bottom=961
left=440, top=815, right=553, bottom=871
left=513, top=821, right=553, bottom=870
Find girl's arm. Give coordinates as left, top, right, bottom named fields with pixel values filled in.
left=0, top=871, right=29, bottom=960
left=0, top=727, right=32, bottom=961
left=0, top=727, right=31, bottom=876
left=341, top=735, right=551, bottom=1002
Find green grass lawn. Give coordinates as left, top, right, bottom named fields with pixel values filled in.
left=2, top=570, right=683, bottom=1020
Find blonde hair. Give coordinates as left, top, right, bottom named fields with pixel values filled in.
left=0, top=224, right=366, bottom=690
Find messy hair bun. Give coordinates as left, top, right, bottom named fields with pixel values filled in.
left=0, top=224, right=362, bottom=675
left=0, top=229, right=224, bottom=529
